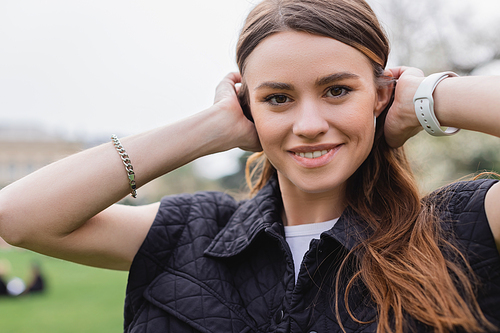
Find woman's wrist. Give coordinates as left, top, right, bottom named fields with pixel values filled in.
left=413, top=72, right=460, bottom=136
left=205, top=102, right=261, bottom=153
left=432, top=76, right=476, bottom=131
left=196, top=105, right=247, bottom=153
left=432, top=76, right=500, bottom=137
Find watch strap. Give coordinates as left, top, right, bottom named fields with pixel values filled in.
left=413, top=71, right=460, bottom=136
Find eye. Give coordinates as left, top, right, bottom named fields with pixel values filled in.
left=325, top=86, right=351, bottom=98
left=265, top=94, right=291, bottom=105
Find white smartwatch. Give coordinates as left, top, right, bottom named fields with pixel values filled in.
left=413, top=71, right=460, bottom=136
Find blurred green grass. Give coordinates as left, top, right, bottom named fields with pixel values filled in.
left=0, top=248, right=127, bottom=333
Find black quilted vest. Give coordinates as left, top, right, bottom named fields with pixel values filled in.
left=124, top=177, right=500, bottom=332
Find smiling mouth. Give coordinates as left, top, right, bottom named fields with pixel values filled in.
left=294, top=149, right=331, bottom=159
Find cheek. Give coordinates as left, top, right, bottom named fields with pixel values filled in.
left=339, top=100, right=377, bottom=139
left=253, top=116, right=283, bottom=149
left=250, top=104, right=287, bottom=147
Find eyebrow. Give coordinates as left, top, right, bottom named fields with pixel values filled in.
left=254, top=81, right=294, bottom=91
left=315, top=72, right=360, bottom=86
left=253, top=72, right=360, bottom=92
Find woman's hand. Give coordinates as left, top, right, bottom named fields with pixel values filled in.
left=211, top=72, right=261, bottom=152
left=383, top=67, right=425, bottom=148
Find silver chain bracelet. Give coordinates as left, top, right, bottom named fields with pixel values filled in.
left=111, top=135, right=137, bottom=198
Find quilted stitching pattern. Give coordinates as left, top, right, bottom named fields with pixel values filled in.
left=433, top=180, right=500, bottom=325
left=124, top=178, right=500, bottom=332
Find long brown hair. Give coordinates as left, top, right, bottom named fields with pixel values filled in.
left=237, top=0, right=495, bottom=332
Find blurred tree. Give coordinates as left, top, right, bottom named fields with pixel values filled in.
left=369, top=0, right=500, bottom=192
left=372, top=0, right=500, bottom=74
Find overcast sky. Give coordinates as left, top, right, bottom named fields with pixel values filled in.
left=0, top=0, right=258, bottom=138
left=1, top=0, right=499, bottom=177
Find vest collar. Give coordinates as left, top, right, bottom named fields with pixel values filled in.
left=204, top=174, right=283, bottom=258
left=204, top=174, right=367, bottom=258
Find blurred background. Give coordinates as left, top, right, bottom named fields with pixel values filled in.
left=0, top=0, right=499, bottom=332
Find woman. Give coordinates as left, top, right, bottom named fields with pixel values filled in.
left=0, top=0, right=499, bottom=332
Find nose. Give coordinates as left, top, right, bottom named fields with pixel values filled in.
left=292, top=101, right=329, bottom=139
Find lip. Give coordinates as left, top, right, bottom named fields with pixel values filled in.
left=288, top=143, right=343, bottom=168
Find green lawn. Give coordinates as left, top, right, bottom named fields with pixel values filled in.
left=0, top=248, right=128, bottom=333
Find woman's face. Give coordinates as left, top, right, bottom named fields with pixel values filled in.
left=244, top=31, right=390, bottom=197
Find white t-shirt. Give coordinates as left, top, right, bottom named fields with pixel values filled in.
left=284, top=218, right=339, bottom=283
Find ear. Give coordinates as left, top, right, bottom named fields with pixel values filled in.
left=374, top=70, right=394, bottom=117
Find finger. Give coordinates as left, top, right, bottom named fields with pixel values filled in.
left=235, top=82, right=242, bottom=94
left=214, top=72, right=242, bottom=103
left=386, top=66, right=424, bottom=80
left=382, top=68, right=394, bottom=79
left=386, top=66, right=407, bottom=79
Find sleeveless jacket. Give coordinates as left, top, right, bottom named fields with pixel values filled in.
left=124, top=177, right=500, bottom=332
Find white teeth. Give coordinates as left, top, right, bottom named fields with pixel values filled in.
left=295, top=149, right=330, bottom=159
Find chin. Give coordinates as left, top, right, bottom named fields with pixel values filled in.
left=298, top=183, right=344, bottom=194
left=284, top=173, right=347, bottom=196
